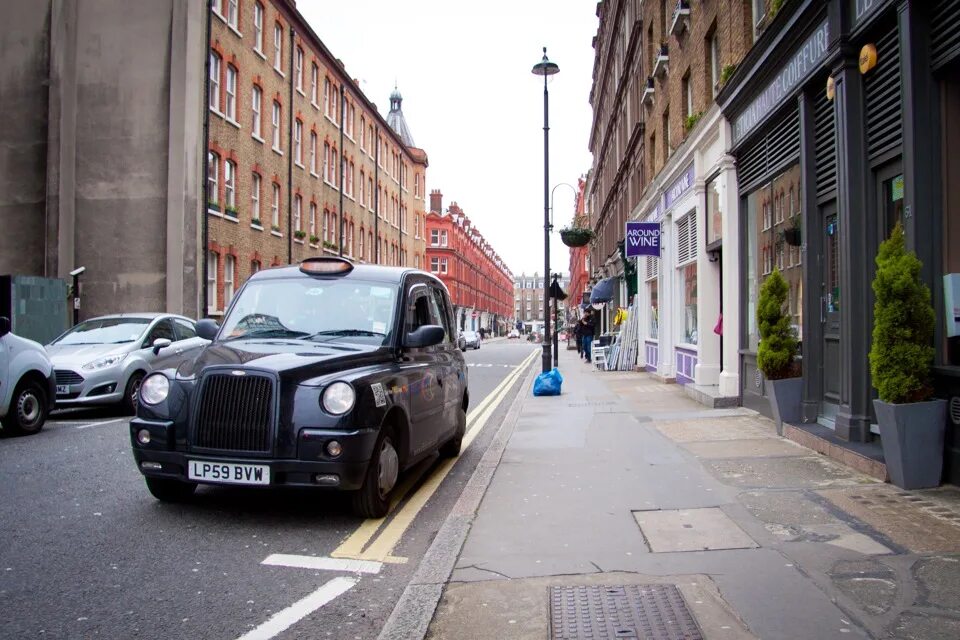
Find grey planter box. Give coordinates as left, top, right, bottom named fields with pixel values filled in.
left=874, top=399, right=947, bottom=490
left=768, top=377, right=803, bottom=436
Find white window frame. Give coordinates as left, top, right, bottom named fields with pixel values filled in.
left=251, top=173, right=261, bottom=224
left=272, top=101, right=281, bottom=151
left=295, top=47, right=304, bottom=93
left=309, top=203, right=317, bottom=240
left=224, top=159, right=236, bottom=209
left=294, top=119, right=303, bottom=166
left=441, top=230, right=448, bottom=247
left=294, top=195, right=302, bottom=234
left=310, top=131, right=317, bottom=174
left=430, top=257, right=440, bottom=273
left=207, top=251, right=219, bottom=313
left=710, top=34, right=720, bottom=98
left=440, top=258, right=448, bottom=274
left=207, top=151, right=219, bottom=207
left=253, top=2, right=264, bottom=53
left=224, top=254, right=235, bottom=306
left=225, top=64, right=237, bottom=121
left=310, top=63, right=318, bottom=106
left=251, top=85, right=262, bottom=138
left=226, top=0, right=238, bottom=29
left=271, top=183, right=280, bottom=228
left=209, top=52, right=221, bottom=112
left=273, top=23, right=282, bottom=72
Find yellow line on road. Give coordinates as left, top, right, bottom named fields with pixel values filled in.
left=331, top=348, right=537, bottom=562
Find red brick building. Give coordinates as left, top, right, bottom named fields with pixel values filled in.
left=566, top=177, right=591, bottom=320
left=425, top=191, right=514, bottom=335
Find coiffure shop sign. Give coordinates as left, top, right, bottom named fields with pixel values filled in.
left=732, top=20, right=830, bottom=143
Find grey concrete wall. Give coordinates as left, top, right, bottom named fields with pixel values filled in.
left=0, top=2, right=51, bottom=277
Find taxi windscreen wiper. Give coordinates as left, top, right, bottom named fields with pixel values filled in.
left=308, top=329, right=385, bottom=341
left=222, top=328, right=311, bottom=341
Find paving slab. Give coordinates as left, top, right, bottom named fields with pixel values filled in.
left=653, top=415, right=777, bottom=443
left=682, top=438, right=807, bottom=459
left=886, top=611, right=960, bottom=640
left=707, top=456, right=874, bottom=489
left=912, top=555, right=960, bottom=610
left=632, top=507, right=759, bottom=552
left=829, top=558, right=899, bottom=615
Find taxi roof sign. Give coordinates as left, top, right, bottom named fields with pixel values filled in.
left=299, top=257, right=354, bottom=276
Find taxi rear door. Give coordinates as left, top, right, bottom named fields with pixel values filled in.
left=399, top=280, right=445, bottom=457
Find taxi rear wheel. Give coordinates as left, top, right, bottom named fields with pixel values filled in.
left=352, top=430, right=398, bottom=518
left=439, top=406, right=466, bottom=459
left=145, top=477, right=197, bottom=502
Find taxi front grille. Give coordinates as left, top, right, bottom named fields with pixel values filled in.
left=194, top=373, right=274, bottom=453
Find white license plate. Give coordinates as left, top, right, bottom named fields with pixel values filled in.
left=56, top=385, right=69, bottom=395
left=187, top=460, right=270, bottom=485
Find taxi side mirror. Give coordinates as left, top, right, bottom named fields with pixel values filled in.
left=0, top=316, right=10, bottom=338
left=196, top=319, right=220, bottom=341
left=404, top=325, right=445, bottom=349
left=152, top=338, right=172, bottom=355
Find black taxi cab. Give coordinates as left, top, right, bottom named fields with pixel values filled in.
left=130, top=257, right=468, bottom=518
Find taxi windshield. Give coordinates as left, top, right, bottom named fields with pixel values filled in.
left=219, top=278, right=397, bottom=346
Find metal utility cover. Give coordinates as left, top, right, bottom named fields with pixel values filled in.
left=633, top=508, right=759, bottom=552
left=549, top=584, right=703, bottom=639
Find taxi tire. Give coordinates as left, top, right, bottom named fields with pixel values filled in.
left=439, top=406, right=466, bottom=459
left=351, top=429, right=397, bottom=519
left=1, top=379, right=49, bottom=436
left=145, top=477, right=197, bottom=502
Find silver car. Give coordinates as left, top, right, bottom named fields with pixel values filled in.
left=46, top=313, right=208, bottom=413
left=461, top=330, right=481, bottom=350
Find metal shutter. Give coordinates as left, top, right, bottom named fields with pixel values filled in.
left=932, top=0, right=960, bottom=71
left=735, top=106, right=800, bottom=193
left=645, top=254, right=659, bottom=281
left=676, top=213, right=697, bottom=265
left=864, top=27, right=902, bottom=161
left=814, top=86, right=837, bottom=198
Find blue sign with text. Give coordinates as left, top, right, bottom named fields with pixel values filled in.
left=625, top=221, right=660, bottom=258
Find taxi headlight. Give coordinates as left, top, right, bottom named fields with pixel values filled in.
left=139, top=374, right=170, bottom=405
left=322, top=381, right=355, bottom=415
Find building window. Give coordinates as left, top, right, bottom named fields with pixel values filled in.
left=323, top=78, right=330, bottom=117
left=662, top=109, right=670, bottom=158
left=310, top=63, right=318, bottom=105
left=209, top=51, right=221, bottom=111
left=251, top=173, right=261, bottom=223
left=224, top=160, right=236, bottom=210
left=440, top=258, right=448, bottom=274
left=251, top=260, right=260, bottom=275
left=226, top=0, right=238, bottom=29
left=273, top=23, right=283, bottom=72
left=309, top=131, right=317, bottom=174
left=207, top=151, right=219, bottom=206
left=347, top=161, right=354, bottom=196
left=359, top=226, right=365, bottom=258
left=441, top=230, right=448, bottom=246
left=360, top=117, right=366, bottom=148
left=310, top=202, right=317, bottom=240
left=430, top=257, right=440, bottom=273
left=224, top=255, right=235, bottom=306
left=323, top=143, right=330, bottom=181
left=207, top=251, right=218, bottom=313
left=706, top=175, right=722, bottom=246
left=295, top=47, right=303, bottom=92
left=709, top=31, right=720, bottom=99
left=348, top=222, right=355, bottom=256
left=294, top=119, right=303, bottom=165
left=682, top=72, right=692, bottom=118
left=253, top=2, right=263, bottom=53
left=272, top=101, right=281, bottom=151
left=251, top=85, right=262, bottom=137
left=271, top=183, right=280, bottom=228
left=293, top=194, right=302, bottom=233
left=225, top=65, right=237, bottom=120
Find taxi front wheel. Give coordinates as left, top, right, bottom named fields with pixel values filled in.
left=352, top=430, right=398, bottom=518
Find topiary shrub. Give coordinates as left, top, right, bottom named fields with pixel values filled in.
left=757, top=267, right=798, bottom=380
left=868, top=222, right=935, bottom=403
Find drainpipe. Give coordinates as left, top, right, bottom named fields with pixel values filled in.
left=338, top=85, right=345, bottom=257
left=374, top=125, right=380, bottom=264
left=286, top=27, right=295, bottom=264
left=201, top=0, right=214, bottom=316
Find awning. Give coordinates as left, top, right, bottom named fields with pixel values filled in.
left=589, top=277, right=616, bottom=304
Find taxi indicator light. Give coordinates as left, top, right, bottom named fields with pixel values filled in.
left=299, top=258, right=354, bottom=276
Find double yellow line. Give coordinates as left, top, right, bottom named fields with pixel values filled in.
left=331, top=348, right=538, bottom=563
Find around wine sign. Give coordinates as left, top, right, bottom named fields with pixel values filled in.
left=625, top=221, right=660, bottom=258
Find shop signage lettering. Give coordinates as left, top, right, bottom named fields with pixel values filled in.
left=644, top=196, right=663, bottom=222
left=852, top=0, right=884, bottom=27
left=732, top=21, right=830, bottom=143
left=665, top=163, right=695, bottom=210
left=625, top=221, right=661, bottom=258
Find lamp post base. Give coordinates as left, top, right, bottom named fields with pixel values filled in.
left=541, top=344, right=552, bottom=374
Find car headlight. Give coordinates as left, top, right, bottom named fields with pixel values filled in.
left=139, top=374, right=170, bottom=405
left=322, top=381, right=355, bottom=415
left=82, top=353, right=127, bottom=371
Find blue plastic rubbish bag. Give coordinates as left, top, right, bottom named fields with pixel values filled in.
left=532, top=367, right=563, bottom=396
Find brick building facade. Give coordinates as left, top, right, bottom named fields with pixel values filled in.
left=205, top=0, right=428, bottom=316
left=566, top=177, right=591, bottom=319
left=424, top=191, right=514, bottom=335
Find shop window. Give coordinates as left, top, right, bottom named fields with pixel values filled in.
left=706, top=176, right=722, bottom=246
left=676, top=212, right=698, bottom=345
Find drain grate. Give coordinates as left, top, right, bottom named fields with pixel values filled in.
left=549, top=584, right=704, bottom=640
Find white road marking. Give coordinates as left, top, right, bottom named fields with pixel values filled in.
left=235, top=576, right=357, bottom=640
left=261, top=554, right=381, bottom=574
left=75, top=418, right=127, bottom=430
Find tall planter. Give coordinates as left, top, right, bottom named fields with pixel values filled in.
left=873, top=399, right=946, bottom=489
left=769, top=377, right=803, bottom=436
left=756, top=268, right=801, bottom=433
left=869, top=223, right=942, bottom=490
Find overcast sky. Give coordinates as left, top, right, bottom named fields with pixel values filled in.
left=298, top=0, right=598, bottom=278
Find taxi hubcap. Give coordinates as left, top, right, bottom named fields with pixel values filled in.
left=377, top=439, right=399, bottom=498
left=18, top=392, right=40, bottom=425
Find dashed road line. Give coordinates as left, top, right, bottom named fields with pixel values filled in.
left=234, top=576, right=357, bottom=640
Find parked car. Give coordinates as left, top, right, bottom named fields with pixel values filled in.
left=457, top=330, right=467, bottom=351
left=130, top=257, right=468, bottom=518
left=461, top=330, right=481, bottom=350
left=46, top=313, right=208, bottom=413
left=0, top=316, right=56, bottom=436
left=508, top=329, right=520, bottom=339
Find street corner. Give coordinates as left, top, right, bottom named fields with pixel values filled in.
left=427, top=572, right=757, bottom=640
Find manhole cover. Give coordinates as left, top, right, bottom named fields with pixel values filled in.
left=549, top=584, right=703, bottom=640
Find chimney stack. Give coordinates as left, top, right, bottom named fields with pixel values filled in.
left=430, top=189, right=443, bottom=214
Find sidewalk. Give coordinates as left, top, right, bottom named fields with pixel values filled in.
left=409, top=347, right=960, bottom=640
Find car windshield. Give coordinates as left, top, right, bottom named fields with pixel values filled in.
left=219, top=278, right=397, bottom=346
left=52, top=318, right=150, bottom=345
left=463, top=331, right=477, bottom=338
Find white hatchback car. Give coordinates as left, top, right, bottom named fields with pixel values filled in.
left=0, top=316, right=56, bottom=436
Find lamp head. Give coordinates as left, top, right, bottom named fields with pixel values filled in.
left=531, top=47, right=560, bottom=76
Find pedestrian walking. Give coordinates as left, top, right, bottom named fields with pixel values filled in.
left=574, top=317, right=584, bottom=357
left=580, top=312, right=596, bottom=363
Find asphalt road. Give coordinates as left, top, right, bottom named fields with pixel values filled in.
left=0, top=340, right=538, bottom=640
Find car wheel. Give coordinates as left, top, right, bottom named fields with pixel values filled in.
left=123, top=372, right=145, bottom=415
left=145, top=477, right=197, bottom=502
left=351, top=429, right=399, bottom=518
left=439, top=405, right=466, bottom=459
left=0, top=379, right=49, bottom=436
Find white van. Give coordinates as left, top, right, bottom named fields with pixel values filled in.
left=0, top=316, right=56, bottom=435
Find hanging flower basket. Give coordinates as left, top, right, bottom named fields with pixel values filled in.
left=560, top=227, right=594, bottom=247
left=784, top=224, right=801, bottom=247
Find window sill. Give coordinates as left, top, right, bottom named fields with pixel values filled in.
left=296, top=87, right=306, bottom=97
left=324, top=114, right=337, bottom=126
left=226, top=117, right=241, bottom=129
left=252, top=132, right=265, bottom=144
left=223, top=212, right=239, bottom=223
left=293, top=238, right=305, bottom=245
left=310, top=171, right=320, bottom=179
left=207, top=310, right=224, bottom=318
left=311, top=100, right=320, bottom=110
left=309, top=243, right=319, bottom=249
left=209, top=106, right=225, bottom=118
left=253, top=48, right=267, bottom=61
left=272, top=147, right=284, bottom=157
left=207, top=208, right=223, bottom=217
left=271, top=230, right=283, bottom=237
left=251, top=223, right=264, bottom=231
left=274, top=67, right=285, bottom=79
left=295, top=161, right=305, bottom=169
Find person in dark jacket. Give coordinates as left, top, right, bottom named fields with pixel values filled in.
left=580, top=312, right=596, bottom=362
left=573, top=318, right=584, bottom=357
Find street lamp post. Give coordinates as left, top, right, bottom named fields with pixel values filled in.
left=532, top=47, right=559, bottom=374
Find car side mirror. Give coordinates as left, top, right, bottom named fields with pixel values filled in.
left=152, top=338, right=172, bottom=355
left=196, top=319, right=220, bottom=341
left=0, top=316, right=10, bottom=338
left=404, top=324, right=445, bottom=349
